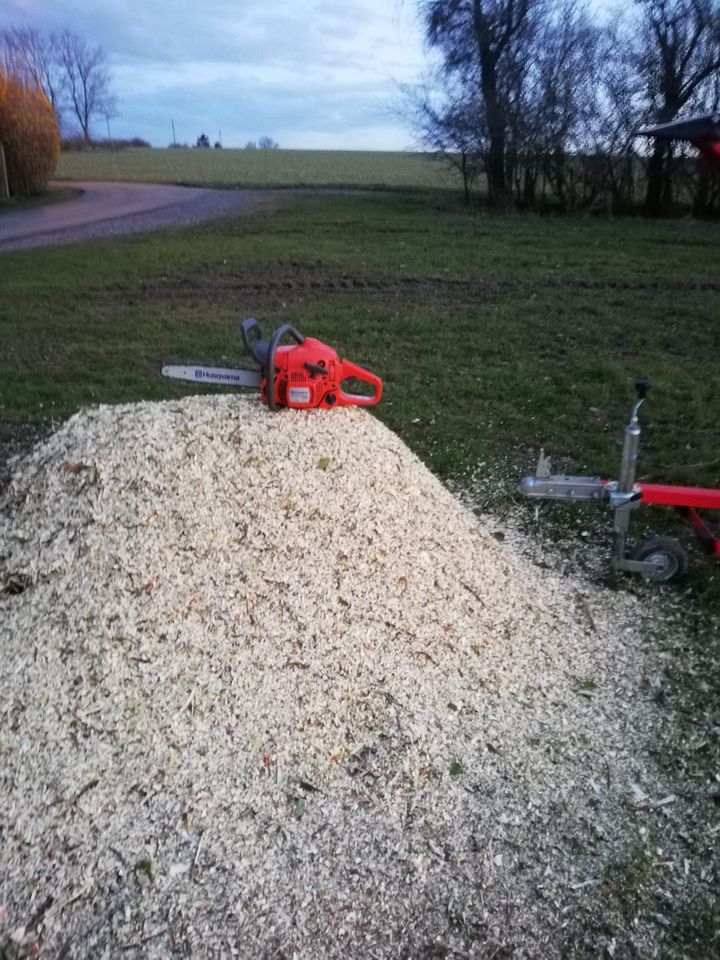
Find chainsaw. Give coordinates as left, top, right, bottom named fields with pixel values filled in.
left=162, top=318, right=382, bottom=411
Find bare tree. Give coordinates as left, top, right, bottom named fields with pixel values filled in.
left=56, top=30, right=116, bottom=142
left=403, top=76, right=484, bottom=204
left=634, top=0, right=720, bottom=214
left=410, top=0, right=719, bottom=214
left=0, top=27, right=64, bottom=124
left=412, top=1, right=605, bottom=210
left=513, top=1, right=602, bottom=210
left=420, top=0, right=544, bottom=207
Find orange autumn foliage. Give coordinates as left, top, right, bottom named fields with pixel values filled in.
left=0, top=68, right=60, bottom=196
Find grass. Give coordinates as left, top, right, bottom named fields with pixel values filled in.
left=1, top=187, right=718, bottom=954
left=56, top=147, right=460, bottom=190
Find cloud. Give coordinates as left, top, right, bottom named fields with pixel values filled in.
left=5, top=0, right=426, bottom=148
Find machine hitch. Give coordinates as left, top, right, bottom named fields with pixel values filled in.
left=519, top=380, right=720, bottom=582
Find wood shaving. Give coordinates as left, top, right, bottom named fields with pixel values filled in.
left=0, top=396, right=690, bottom=957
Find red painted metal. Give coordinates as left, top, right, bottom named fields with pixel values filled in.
left=698, top=138, right=720, bottom=171
left=638, top=483, right=720, bottom=510
left=262, top=337, right=383, bottom=409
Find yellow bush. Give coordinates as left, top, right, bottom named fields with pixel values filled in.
left=0, top=69, right=60, bottom=196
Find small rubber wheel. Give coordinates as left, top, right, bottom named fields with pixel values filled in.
left=631, top=537, right=688, bottom=583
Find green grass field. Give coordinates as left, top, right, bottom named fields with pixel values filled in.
left=57, top=147, right=460, bottom=190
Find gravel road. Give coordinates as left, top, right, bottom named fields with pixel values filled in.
left=0, top=181, right=272, bottom=252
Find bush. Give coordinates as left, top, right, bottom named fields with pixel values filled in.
left=0, top=68, right=60, bottom=196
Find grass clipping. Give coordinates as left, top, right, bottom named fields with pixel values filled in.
left=1, top=396, right=671, bottom=958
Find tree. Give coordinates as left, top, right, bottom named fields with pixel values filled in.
left=420, top=0, right=544, bottom=207
left=579, top=19, right=646, bottom=213
left=506, top=1, right=602, bottom=210
left=411, top=1, right=605, bottom=210
left=404, top=76, right=484, bottom=204
left=634, top=0, right=720, bottom=214
left=0, top=27, right=64, bottom=125
left=258, top=135, right=279, bottom=149
left=196, top=133, right=210, bottom=147
left=411, top=0, right=719, bottom=214
left=56, top=30, right=116, bottom=142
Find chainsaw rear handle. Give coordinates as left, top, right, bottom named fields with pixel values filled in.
left=337, top=359, right=383, bottom=406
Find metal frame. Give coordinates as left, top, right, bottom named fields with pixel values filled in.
left=519, top=382, right=720, bottom=580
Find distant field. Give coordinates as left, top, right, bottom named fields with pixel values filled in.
left=56, top=147, right=461, bottom=190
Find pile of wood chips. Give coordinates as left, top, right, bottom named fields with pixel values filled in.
left=0, top=396, right=678, bottom=958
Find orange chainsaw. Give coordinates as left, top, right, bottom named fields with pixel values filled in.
left=162, top=317, right=382, bottom=411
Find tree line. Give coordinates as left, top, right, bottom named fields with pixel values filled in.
left=409, top=0, right=720, bottom=215
left=0, top=27, right=115, bottom=143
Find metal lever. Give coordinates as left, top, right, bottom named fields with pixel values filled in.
left=635, top=378, right=650, bottom=400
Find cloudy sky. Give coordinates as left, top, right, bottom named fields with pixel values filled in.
left=5, top=0, right=432, bottom=149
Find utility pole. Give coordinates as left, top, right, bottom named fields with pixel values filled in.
left=171, top=118, right=177, bottom=146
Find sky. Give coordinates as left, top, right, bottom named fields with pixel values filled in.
left=4, top=0, right=433, bottom=150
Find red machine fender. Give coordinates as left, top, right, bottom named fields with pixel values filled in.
left=638, top=113, right=720, bottom=171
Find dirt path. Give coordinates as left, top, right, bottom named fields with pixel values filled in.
left=0, top=181, right=271, bottom=251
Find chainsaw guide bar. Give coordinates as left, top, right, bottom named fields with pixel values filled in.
left=161, top=365, right=262, bottom=388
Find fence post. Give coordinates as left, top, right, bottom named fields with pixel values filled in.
left=0, top=143, right=9, bottom=199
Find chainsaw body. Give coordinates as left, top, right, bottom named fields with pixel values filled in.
left=241, top=318, right=382, bottom=411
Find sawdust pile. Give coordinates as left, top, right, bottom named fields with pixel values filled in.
left=1, top=396, right=673, bottom=958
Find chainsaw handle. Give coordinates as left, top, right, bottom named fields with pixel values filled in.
left=240, top=317, right=264, bottom=365
left=266, top=323, right=305, bottom=411
left=241, top=317, right=304, bottom=364
left=337, top=359, right=383, bottom=406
